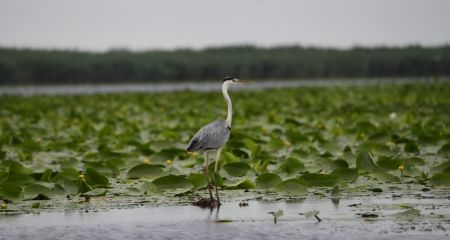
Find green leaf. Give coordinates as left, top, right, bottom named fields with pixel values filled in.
left=138, top=181, right=159, bottom=194
left=255, top=173, right=282, bottom=189
left=62, top=179, right=79, bottom=195
left=404, top=141, right=419, bottom=153
left=19, top=140, right=42, bottom=152
left=332, top=159, right=349, bottom=169
left=233, top=179, right=256, bottom=190
left=243, top=138, right=260, bottom=157
left=222, top=151, right=240, bottom=163
left=369, top=172, right=400, bottom=182
left=84, top=168, right=109, bottom=188
left=0, top=183, right=23, bottom=202
left=151, top=148, right=186, bottom=163
left=330, top=168, right=359, bottom=182
left=223, top=162, right=251, bottom=177
left=431, top=160, right=450, bottom=174
left=127, top=164, right=165, bottom=179
left=356, top=150, right=378, bottom=172
left=299, top=173, right=340, bottom=187
left=438, top=142, right=450, bottom=156
left=82, top=188, right=107, bottom=196
left=60, top=158, right=82, bottom=169
left=407, top=157, right=426, bottom=166
left=56, top=168, right=80, bottom=181
left=277, top=157, right=305, bottom=176
left=77, top=179, right=92, bottom=194
left=189, top=173, right=207, bottom=189
left=276, top=178, right=308, bottom=194
left=4, top=161, right=31, bottom=175
left=2, top=174, right=35, bottom=186
left=52, top=183, right=66, bottom=195
left=40, top=169, right=54, bottom=182
left=152, top=175, right=192, bottom=190
left=24, top=183, right=54, bottom=199
left=429, top=173, right=450, bottom=186
left=376, top=156, right=402, bottom=170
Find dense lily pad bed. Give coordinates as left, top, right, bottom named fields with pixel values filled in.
left=1, top=82, right=450, bottom=215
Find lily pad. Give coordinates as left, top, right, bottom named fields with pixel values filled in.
left=369, top=172, right=400, bottom=182
left=330, top=168, right=359, bottom=182
left=2, top=174, right=35, bottom=186
left=356, top=150, right=378, bottom=172
left=56, top=168, right=80, bottom=181
left=376, top=156, right=402, bottom=170
left=277, top=157, right=305, bottom=176
left=429, top=173, right=450, bottom=186
left=404, top=141, right=419, bottom=153
left=299, top=173, right=340, bottom=187
left=82, top=188, right=107, bottom=197
left=188, top=173, right=207, bottom=189
left=438, top=142, right=450, bottom=156
left=127, top=164, right=165, bottom=179
left=152, top=175, right=193, bottom=190
left=255, top=173, right=282, bottom=189
left=0, top=183, right=23, bottom=202
left=223, top=162, right=252, bottom=177
left=276, top=178, right=308, bottom=194
left=226, top=179, right=256, bottom=190
left=138, top=182, right=159, bottom=194
left=85, top=168, right=109, bottom=188
left=24, top=183, right=54, bottom=199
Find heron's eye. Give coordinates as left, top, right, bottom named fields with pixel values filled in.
left=223, top=76, right=235, bottom=82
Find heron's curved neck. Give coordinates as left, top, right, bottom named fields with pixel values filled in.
left=222, top=81, right=232, bottom=127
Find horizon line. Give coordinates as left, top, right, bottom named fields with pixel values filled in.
left=1, top=42, right=450, bottom=53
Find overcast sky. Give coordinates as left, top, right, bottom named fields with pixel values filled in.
left=0, top=0, right=449, bottom=51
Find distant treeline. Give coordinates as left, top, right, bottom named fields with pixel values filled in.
left=0, top=45, right=449, bottom=85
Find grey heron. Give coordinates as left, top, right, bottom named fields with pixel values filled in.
left=187, top=76, right=251, bottom=206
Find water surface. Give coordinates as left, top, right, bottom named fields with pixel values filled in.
left=0, top=78, right=440, bottom=96
left=1, top=196, right=449, bottom=240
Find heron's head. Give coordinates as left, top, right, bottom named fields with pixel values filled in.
left=223, top=76, right=253, bottom=85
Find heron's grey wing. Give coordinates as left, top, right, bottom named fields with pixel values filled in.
left=186, top=120, right=230, bottom=152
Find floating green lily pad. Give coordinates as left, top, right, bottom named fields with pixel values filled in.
left=127, top=164, right=165, bottom=179
left=255, top=173, right=282, bottom=189
left=153, top=175, right=193, bottom=190
left=223, top=162, right=252, bottom=177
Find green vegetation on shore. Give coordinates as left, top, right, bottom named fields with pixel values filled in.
left=0, top=45, right=449, bottom=85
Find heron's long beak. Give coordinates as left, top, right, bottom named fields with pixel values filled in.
left=234, top=79, right=254, bottom=84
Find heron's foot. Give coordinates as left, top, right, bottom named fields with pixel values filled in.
left=193, top=197, right=220, bottom=209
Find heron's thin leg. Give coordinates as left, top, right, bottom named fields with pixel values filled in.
left=212, top=148, right=222, bottom=204
left=204, top=151, right=214, bottom=200
left=214, top=148, right=222, bottom=173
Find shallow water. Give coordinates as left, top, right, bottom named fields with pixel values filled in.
left=1, top=196, right=449, bottom=240
left=0, top=78, right=442, bottom=96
